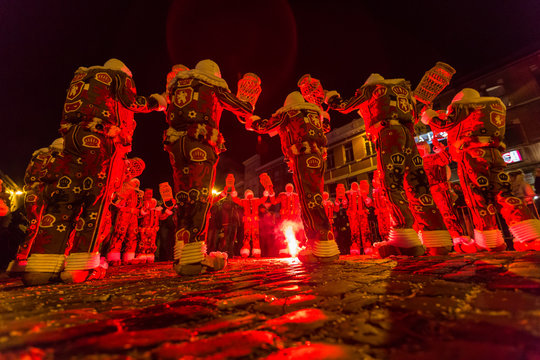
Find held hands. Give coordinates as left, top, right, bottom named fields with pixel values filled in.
left=150, top=93, right=168, bottom=112
left=420, top=109, right=438, bottom=126
left=245, top=115, right=260, bottom=131
left=324, top=90, right=340, bottom=105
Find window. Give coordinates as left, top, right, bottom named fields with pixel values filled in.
left=362, top=136, right=376, bottom=156
left=344, top=142, right=354, bottom=163
left=327, top=148, right=335, bottom=169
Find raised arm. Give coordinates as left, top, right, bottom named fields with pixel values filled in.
left=245, top=114, right=285, bottom=136
left=216, top=87, right=254, bottom=122
left=326, top=88, right=369, bottom=114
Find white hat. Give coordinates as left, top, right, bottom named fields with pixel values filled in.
left=451, top=88, right=480, bottom=103
left=49, top=138, right=64, bottom=152
left=195, top=59, right=222, bottom=79
left=364, top=73, right=385, bottom=85
left=274, top=91, right=321, bottom=116
left=174, top=59, right=229, bottom=91
left=104, top=58, right=132, bottom=77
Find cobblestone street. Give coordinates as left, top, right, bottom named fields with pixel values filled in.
left=1, top=252, right=540, bottom=359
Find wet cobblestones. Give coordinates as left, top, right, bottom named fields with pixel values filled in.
left=1, top=251, right=540, bottom=359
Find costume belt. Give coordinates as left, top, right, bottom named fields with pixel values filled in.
left=164, top=124, right=226, bottom=153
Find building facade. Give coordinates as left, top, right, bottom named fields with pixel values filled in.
left=324, top=118, right=376, bottom=197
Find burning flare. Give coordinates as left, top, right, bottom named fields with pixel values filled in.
left=279, top=220, right=303, bottom=257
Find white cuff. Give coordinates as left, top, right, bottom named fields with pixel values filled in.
left=26, top=254, right=66, bottom=273
left=386, top=228, right=422, bottom=248
left=474, top=229, right=504, bottom=249
left=65, top=252, right=101, bottom=270
left=313, top=240, right=340, bottom=258
left=510, top=219, right=540, bottom=243
left=150, top=93, right=168, bottom=111
left=324, top=90, right=340, bottom=104
left=418, top=230, right=452, bottom=247
left=178, top=241, right=206, bottom=265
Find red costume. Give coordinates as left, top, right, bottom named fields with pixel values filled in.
left=7, top=139, right=65, bottom=275
left=164, top=60, right=256, bottom=275
left=338, top=182, right=373, bottom=255
left=417, top=140, right=474, bottom=252
left=232, top=189, right=269, bottom=258
left=371, top=170, right=392, bottom=243
left=23, top=59, right=166, bottom=286
left=137, top=198, right=172, bottom=263
left=107, top=178, right=144, bottom=265
left=327, top=74, right=452, bottom=257
left=247, top=90, right=339, bottom=263
left=271, top=183, right=306, bottom=257
left=424, top=88, right=540, bottom=251
left=322, top=192, right=338, bottom=235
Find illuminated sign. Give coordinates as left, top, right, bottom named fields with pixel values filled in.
left=414, top=131, right=448, bottom=144
left=502, top=150, right=522, bottom=164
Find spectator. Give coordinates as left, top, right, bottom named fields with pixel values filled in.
left=510, top=170, right=537, bottom=218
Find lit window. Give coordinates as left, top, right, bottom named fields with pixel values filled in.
left=363, top=136, right=376, bottom=156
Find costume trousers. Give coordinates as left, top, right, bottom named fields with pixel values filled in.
left=375, top=124, right=446, bottom=230
left=17, top=186, right=45, bottom=260
left=359, top=214, right=372, bottom=248
left=243, top=216, right=260, bottom=250
left=290, top=152, right=333, bottom=243
left=347, top=214, right=360, bottom=246
left=109, top=210, right=139, bottom=253
left=138, top=226, right=158, bottom=255
left=166, top=136, right=218, bottom=244
left=29, top=126, right=117, bottom=266
left=457, top=148, right=533, bottom=230
left=430, top=183, right=465, bottom=238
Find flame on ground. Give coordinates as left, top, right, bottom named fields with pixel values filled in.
left=279, top=220, right=303, bottom=257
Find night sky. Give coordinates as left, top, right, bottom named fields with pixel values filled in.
left=1, top=0, right=540, bottom=192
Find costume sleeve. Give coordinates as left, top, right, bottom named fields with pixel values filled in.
left=231, top=194, right=242, bottom=206
left=115, top=73, right=161, bottom=113
left=250, top=114, right=285, bottom=135
left=328, top=88, right=368, bottom=114
left=216, top=87, right=254, bottom=120
left=271, top=192, right=284, bottom=205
